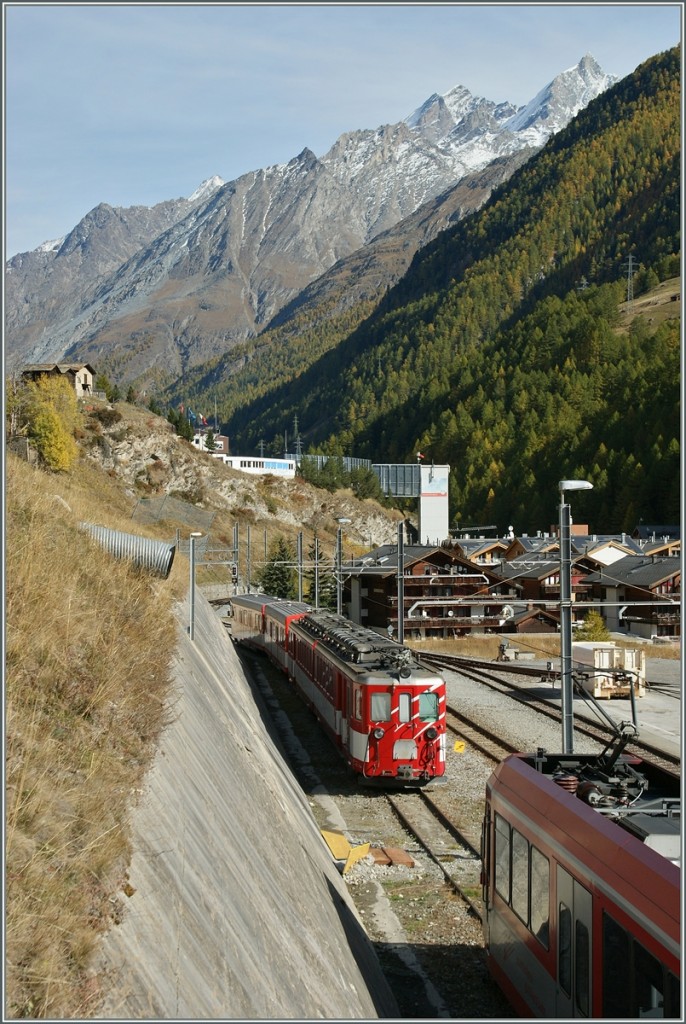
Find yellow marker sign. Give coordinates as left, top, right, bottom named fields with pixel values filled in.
left=321, top=830, right=370, bottom=874
left=321, top=830, right=351, bottom=860
left=343, top=842, right=370, bottom=875
left=454, top=739, right=466, bottom=753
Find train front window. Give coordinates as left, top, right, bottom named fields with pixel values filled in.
left=418, top=691, right=439, bottom=722
left=399, top=692, right=411, bottom=723
left=370, top=692, right=391, bottom=722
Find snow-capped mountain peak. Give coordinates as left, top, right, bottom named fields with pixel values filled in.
left=504, top=53, right=616, bottom=138
left=6, top=52, right=620, bottom=378
left=37, top=237, right=65, bottom=253
left=187, top=175, right=226, bottom=204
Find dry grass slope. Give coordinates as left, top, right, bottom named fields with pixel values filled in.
left=5, top=455, right=186, bottom=1018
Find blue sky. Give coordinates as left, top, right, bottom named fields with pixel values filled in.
left=3, top=2, right=682, bottom=257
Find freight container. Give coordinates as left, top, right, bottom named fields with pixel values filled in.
left=572, top=641, right=646, bottom=698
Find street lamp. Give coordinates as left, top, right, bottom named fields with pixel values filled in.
left=558, top=480, right=593, bottom=753
left=189, top=531, right=203, bottom=641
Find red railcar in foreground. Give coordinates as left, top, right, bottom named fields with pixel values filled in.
left=482, top=745, right=680, bottom=1017
left=230, top=593, right=446, bottom=786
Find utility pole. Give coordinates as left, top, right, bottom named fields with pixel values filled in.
left=623, top=253, right=640, bottom=310
left=397, top=521, right=405, bottom=644
left=297, top=531, right=304, bottom=602
left=559, top=479, right=593, bottom=753
left=293, top=415, right=303, bottom=465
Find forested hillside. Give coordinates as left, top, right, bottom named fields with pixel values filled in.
left=167, top=48, right=680, bottom=533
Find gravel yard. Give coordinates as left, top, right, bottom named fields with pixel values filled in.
left=236, top=630, right=679, bottom=1018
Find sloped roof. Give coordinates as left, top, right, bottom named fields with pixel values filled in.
left=22, top=362, right=96, bottom=374
left=572, top=535, right=643, bottom=557
left=632, top=524, right=680, bottom=541
left=455, top=537, right=509, bottom=558
left=507, top=535, right=558, bottom=555
left=497, top=557, right=560, bottom=582
left=346, top=544, right=505, bottom=583
left=511, top=607, right=560, bottom=627
left=584, top=555, right=681, bottom=588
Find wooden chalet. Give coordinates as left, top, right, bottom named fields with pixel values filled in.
left=342, top=544, right=521, bottom=640
left=583, top=555, right=681, bottom=640
left=497, top=554, right=593, bottom=627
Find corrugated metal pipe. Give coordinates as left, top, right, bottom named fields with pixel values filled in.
left=79, top=523, right=176, bottom=578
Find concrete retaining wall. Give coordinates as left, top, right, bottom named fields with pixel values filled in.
left=96, top=591, right=397, bottom=1019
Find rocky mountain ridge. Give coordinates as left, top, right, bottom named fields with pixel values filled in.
left=6, top=55, right=616, bottom=387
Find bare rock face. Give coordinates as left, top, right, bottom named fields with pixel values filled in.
left=6, top=58, right=615, bottom=384
left=82, top=403, right=402, bottom=549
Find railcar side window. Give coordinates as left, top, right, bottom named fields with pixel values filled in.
left=602, top=913, right=630, bottom=1016
left=418, top=691, right=439, bottom=722
left=559, top=903, right=572, bottom=996
left=575, top=920, right=590, bottom=1016
left=635, top=943, right=666, bottom=1018
left=511, top=828, right=528, bottom=922
left=665, top=972, right=680, bottom=1018
left=530, top=847, right=550, bottom=948
left=354, top=686, right=362, bottom=721
left=370, top=693, right=391, bottom=722
left=494, top=813, right=511, bottom=902
left=492, top=814, right=549, bottom=949
left=603, top=913, right=677, bottom=1018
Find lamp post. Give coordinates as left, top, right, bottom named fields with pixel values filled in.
left=558, top=479, right=593, bottom=753
left=189, top=531, right=203, bottom=641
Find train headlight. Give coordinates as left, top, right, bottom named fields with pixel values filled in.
left=372, top=727, right=385, bottom=740
left=425, top=727, right=438, bottom=741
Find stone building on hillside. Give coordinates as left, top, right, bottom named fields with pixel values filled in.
left=21, top=363, right=95, bottom=398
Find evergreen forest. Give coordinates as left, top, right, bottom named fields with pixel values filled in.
left=165, top=47, right=681, bottom=534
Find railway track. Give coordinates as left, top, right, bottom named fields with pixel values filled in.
left=386, top=790, right=484, bottom=922
left=380, top=707, right=525, bottom=924
left=423, top=652, right=681, bottom=775
left=445, top=704, right=519, bottom=763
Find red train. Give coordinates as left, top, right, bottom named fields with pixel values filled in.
left=230, top=593, right=446, bottom=786
left=481, top=743, right=680, bottom=1018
